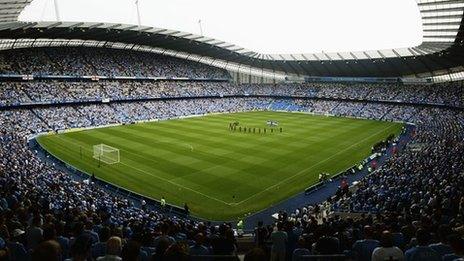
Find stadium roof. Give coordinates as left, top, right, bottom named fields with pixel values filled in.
left=0, top=0, right=32, bottom=23
left=0, top=0, right=463, bottom=79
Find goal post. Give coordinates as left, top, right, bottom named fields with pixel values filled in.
left=93, top=144, right=120, bottom=164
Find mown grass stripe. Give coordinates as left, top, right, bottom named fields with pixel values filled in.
left=37, top=111, right=403, bottom=220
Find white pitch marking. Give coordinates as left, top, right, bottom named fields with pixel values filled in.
left=231, top=124, right=397, bottom=206
left=52, top=135, right=233, bottom=206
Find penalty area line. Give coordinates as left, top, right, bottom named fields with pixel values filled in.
left=116, top=161, right=234, bottom=206
left=52, top=135, right=233, bottom=206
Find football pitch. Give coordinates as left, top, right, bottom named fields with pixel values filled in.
left=36, top=111, right=403, bottom=220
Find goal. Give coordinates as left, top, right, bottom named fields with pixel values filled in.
left=93, top=144, right=120, bottom=164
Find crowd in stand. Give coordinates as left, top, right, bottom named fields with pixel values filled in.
left=1, top=98, right=275, bottom=261
left=0, top=48, right=229, bottom=79
left=0, top=47, right=462, bottom=108
left=268, top=105, right=464, bottom=261
left=0, top=95, right=438, bottom=132
left=1, top=79, right=463, bottom=109
left=0, top=92, right=463, bottom=260
left=0, top=47, right=464, bottom=260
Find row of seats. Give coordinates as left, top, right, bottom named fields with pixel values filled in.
left=1, top=80, right=463, bottom=108
left=1, top=95, right=463, bottom=260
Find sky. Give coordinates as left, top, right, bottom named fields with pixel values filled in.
left=19, top=0, right=423, bottom=54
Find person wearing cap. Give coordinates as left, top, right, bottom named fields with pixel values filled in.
left=7, top=229, right=27, bottom=261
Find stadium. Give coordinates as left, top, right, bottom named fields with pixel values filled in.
left=0, top=0, right=463, bottom=260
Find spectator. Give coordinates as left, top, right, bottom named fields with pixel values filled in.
left=314, top=232, right=340, bottom=255
left=443, top=235, right=464, bottom=261
left=97, top=236, right=122, bottom=261
left=163, top=242, right=189, bottom=261
left=404, top=229, right=441, bottom=261
left=210, top=224, right=236, bottom=256
left=352, top=225, right=380, bottom=261
left=68, top=234, right=93, bottom=261
left=0, top=72, right=464, bottom=261
left=372, top=231, right=404, bottom=261
left=244, top=247, right=267, bottom=261
left=189, top=233, right=209, bottom=256
left=254, top=221, right=268, bottom=249
left=92, top=226, right=111, bottom=259
left=428, top=224, right=453, bottom=257
left=120, top=240, right=143, bottom=261
left=292, top=237, right=311, bottom=261
left=27, top=215, right=43, bottom=251
left=7, top=229, right=27, bottom=261
left=152, top=238, right=170, bottom=260
left=0, top=237, right=9, bottom=261
left=270, top=222, right=288, bottom=261
left=31, top=240, right=61, bottom=261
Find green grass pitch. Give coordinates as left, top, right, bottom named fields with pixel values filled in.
left=36, top=111, right=403, bottom=220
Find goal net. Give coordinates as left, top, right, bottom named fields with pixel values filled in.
left=93, top=144, right=120, bottom=164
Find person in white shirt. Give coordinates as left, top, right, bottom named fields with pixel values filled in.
left=372, top=231, right=404, bottom=261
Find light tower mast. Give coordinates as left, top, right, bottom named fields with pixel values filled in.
left=53, top=0, right=60, bottom=21
left=135, top=0, right=142, bottom=27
